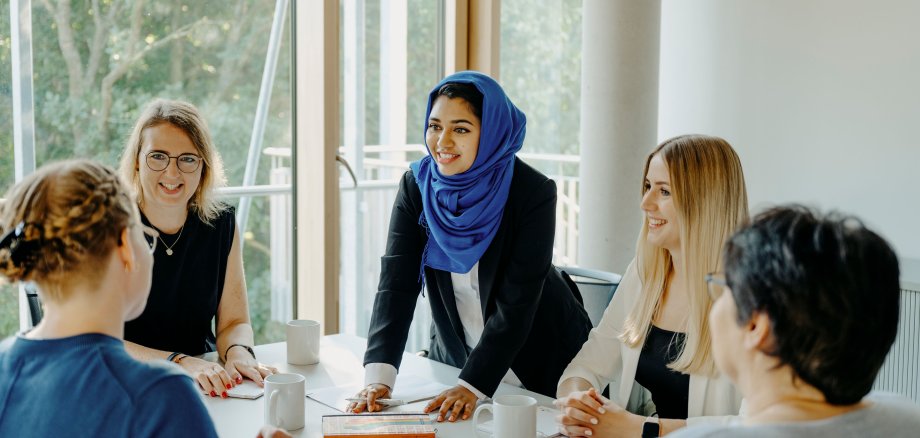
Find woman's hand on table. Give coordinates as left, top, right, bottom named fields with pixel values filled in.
left=424, top=385, right=478, bottom=423
left=224, top=348, right=278, bottom=387
left=347, top=383, right=392, bottom=413
left=554, top=387, right=643, bottom=437
left=181, top=356, right=236, bottom=398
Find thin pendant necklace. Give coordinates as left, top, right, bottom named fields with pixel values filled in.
left=159, top=226, right=184, bottom=256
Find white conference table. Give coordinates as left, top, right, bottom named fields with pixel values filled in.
left=202, top=334, right=556, bottom=437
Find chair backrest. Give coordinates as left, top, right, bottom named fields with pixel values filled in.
left=873, top=285, right=920, bottom=402
left=559, top=266, right=622, bottom=327
left=24, top=283, right=43, bottom=326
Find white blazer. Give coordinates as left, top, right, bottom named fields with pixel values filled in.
left=558, top=260, right=743, bottom=426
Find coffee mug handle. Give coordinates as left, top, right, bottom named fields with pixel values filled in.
left=471, top=403, right=493, bottom=435
left=268, top=389, right=281, bottom=428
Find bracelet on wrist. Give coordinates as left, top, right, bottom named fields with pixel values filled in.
left=166, top=352, right=181, bottom=363
left=224, top=344, right=256, bottom=361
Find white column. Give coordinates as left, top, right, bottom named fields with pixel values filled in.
left=577, top=0, right=660, bottom=273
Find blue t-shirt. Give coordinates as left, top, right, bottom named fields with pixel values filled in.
left=0, top=333, right=218, bottom=437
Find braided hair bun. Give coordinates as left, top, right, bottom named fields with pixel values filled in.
left=0, top=160, right=136, bottom=297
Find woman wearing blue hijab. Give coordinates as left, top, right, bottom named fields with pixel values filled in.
left=350, top=71, right=592, bottom=422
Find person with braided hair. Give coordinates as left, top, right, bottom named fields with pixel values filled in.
left=0, top=160, right=219, bottom=436
left=118, top=99, right=276, bottom=398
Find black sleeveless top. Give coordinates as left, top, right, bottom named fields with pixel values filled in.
left=125, top=207, right=235, bottom=356
left=634, top=325, right=690, bottom=419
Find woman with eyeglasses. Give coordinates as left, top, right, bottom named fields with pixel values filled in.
left=118, top=99, right=276, bottom=398
left=555, top=135, right=749, bottom=437
left=0, top=160, right=219, bottom=436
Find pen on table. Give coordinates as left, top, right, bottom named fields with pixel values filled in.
left=345, top=398, right=407, bottom=407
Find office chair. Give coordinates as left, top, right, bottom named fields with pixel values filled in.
left=25, top=283, right=43, bottom=326
left=558, top=266, right=622, bottom=327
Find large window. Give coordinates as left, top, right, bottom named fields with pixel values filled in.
left=501, top=0, right=582, bottom=265
left=338, top=0, right=442, bottom=352
left=1, top=0, right=293, bottom=343
left=1, top=0, right=15, bottom=336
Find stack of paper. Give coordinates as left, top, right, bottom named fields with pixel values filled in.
left=322, top=413, right=435, bottom=437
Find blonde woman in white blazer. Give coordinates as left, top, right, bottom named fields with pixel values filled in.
left=556, top=135, right=748, bottom=437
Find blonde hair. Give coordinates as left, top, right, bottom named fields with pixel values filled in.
left=118, top=99, right=227, bottom=224
left=620, top=135, right=749, bottom=375
left=0, top=160, right=137, bottom=300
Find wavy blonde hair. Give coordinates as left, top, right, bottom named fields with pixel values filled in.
left=619, top=135, right=749, bottom=376
left=118, top=99, right=227, bottom=224
left=0, top=160, right=136, bottom=300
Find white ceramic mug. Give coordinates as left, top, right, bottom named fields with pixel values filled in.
left=473, top=394, right=538, bottom=438
left=286, top=319, right=320, bottom=365
left=264, top=373, right=306, bottom=431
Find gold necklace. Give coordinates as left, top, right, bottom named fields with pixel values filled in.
left=159, top=226, right=184, bottom=256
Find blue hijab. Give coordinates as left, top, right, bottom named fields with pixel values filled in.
left=409, top=71, right=526, bottom=274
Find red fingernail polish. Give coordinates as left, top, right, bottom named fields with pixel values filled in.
left=236, top=376, right=243, bottom=383
left=210, top=391, right=216, bottom=397
left=221, top=392, right=228, bottom=398
left=226, top=384, right=232, bottom=389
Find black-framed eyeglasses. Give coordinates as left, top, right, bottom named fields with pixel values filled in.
left=145, top=151, right=202, bottom=173
left=705, top=272, right=728, bottom=301
left=140, top=225, right=159, bottom=254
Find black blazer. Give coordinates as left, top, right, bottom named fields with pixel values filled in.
left=364, top=158, right=592, bottom=397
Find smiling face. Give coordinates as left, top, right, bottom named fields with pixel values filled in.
left=137, top=123, right=202, bottom=211
left=426, top=96, right=481, bottom=176
left=641, top=154, right=681, bottom=253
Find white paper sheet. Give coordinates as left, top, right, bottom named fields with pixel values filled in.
left=308, top=374, right=452, bottom=413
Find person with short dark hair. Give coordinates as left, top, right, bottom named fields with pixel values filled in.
left=671, top=205, right=920, bottom=437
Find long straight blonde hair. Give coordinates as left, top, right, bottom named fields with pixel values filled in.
left=620, top=135, right=749, bottom=376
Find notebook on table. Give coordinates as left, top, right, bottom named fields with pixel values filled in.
left=201, top=380, right=264, bottom=400
left=322, top=413, right=435, bottom=438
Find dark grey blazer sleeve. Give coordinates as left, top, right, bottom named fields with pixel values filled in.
left=457, top=177, right=558, bottom=397
left=363, top=171, right=425, bottom=369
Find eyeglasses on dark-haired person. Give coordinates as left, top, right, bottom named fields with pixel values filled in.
left=145, top=151, right=202, bottom=173
left=705, top=272, right=728, bottom=301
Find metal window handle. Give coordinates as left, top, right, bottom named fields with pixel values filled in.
left=336, top=154, right=358, bottom=187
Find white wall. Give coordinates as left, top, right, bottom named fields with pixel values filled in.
left=659, top=0, right=920, bottom=262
